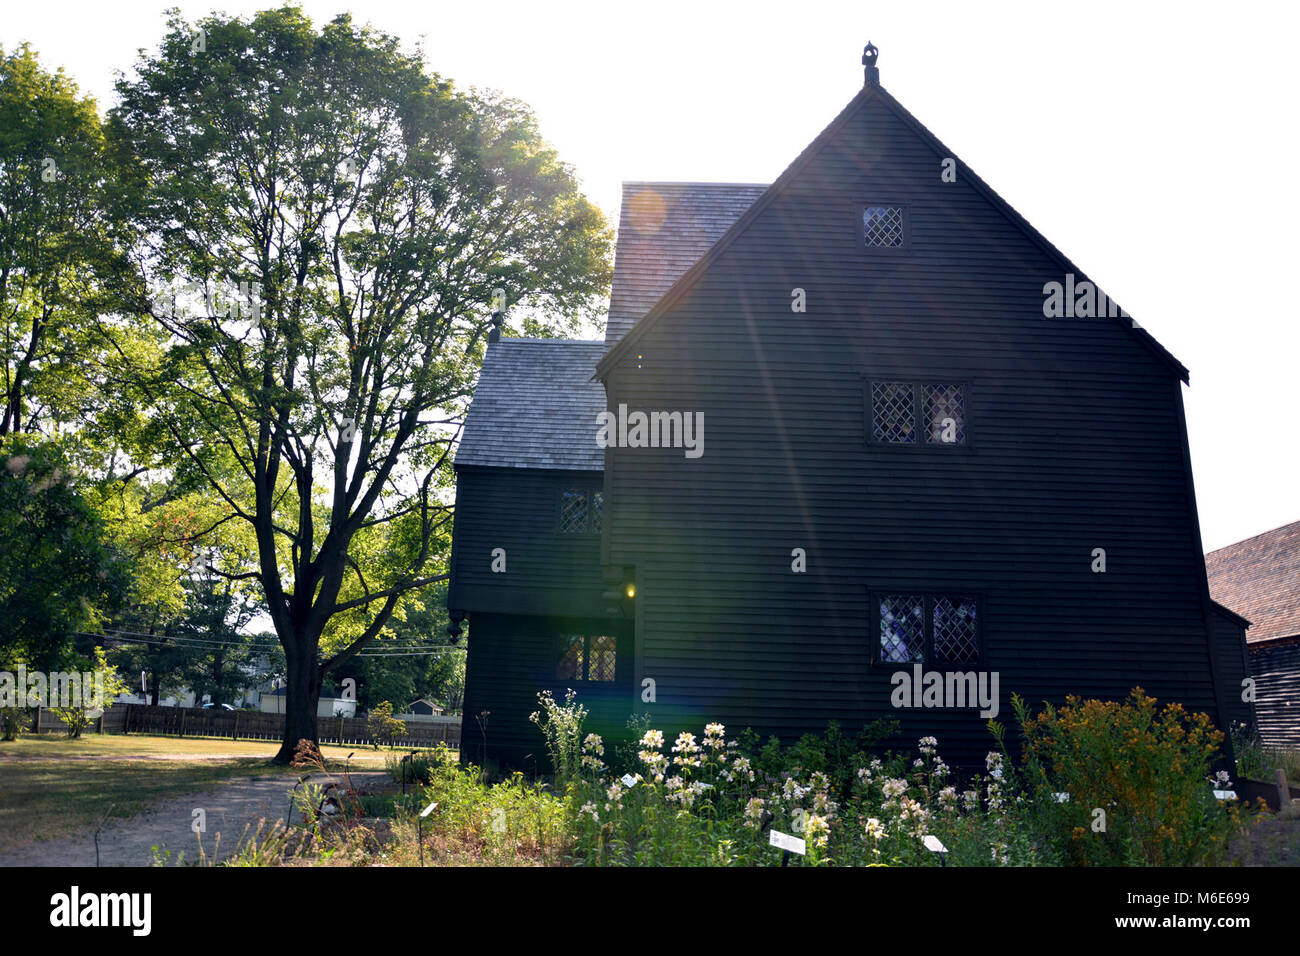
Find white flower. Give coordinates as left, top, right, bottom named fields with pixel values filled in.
left=671, top=731, right=702, bottom=768
left=881, top=778, right=909, bottom=800
left=918, top=736, right=938, bottom=755
left=729, top=756, right=754, bottom=782
left=805, top=813, right=830, bottom=849
left=640, top=729, right=664, bottom=749
left=865, top=817, right=886, bottom=841
left=781, top=777, right=809, bottom=803
left=743, top=797, right=766, bottom=828
left=895, top=797, right=930, bottom=837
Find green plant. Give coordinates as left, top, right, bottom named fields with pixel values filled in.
left=367, top=701, right=407, bottom=749
left=528, top=689, right=588, bottom=786
left=384, top=744, right=456, bottom=786
left=1231, top=722, right=1300, bottom=783
left=1012, top=688, right=1244, bottom=865
left=0, top=707, right=26, bottom=741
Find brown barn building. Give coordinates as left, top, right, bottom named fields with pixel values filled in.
left=1206, top=520, right=1300, bottom=748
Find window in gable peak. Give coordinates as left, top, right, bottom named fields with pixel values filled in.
left=863, top=205, right=905, bottom=248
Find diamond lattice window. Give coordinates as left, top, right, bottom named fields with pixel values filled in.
left=559, top=489, right=588, bottom=533
left=590, top=491, right=604, bottom=534
left=933, top=596, right=979, bottom=663
left=879, top=595, right=925, bottom=664
left=588, top=634, right=617, bottom=682
left=924, top=384, right=967, bottom=445
left=872, top=383, right=916, bottom=444
left=864, top=206, right=905, bottom=248
left=556, top=635, right=585, bottom=680
left=557, top=634, right=616, bottom=682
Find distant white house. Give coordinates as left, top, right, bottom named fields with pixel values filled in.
left=259, top=687, right=356, bottom=718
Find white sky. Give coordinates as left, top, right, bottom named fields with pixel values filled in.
left=6, top=0, right=1297, bottom=552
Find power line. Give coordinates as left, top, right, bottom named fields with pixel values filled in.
left=77, top=629, right=463, bottom=657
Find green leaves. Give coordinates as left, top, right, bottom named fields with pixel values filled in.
left=0, top=437, right=131, bottom=669
left=100, top=7, right=613, bottom=755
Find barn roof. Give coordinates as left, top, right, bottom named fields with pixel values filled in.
left=454, top=338, right=607, bottom=471
left=606, top=182, right=767, bottom=344
left=1206, top=520, right=1300, bottom=644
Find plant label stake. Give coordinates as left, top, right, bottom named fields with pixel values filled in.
left=418, top=800, right=438, bottom=867
left=769, top=828, right=806, bottom=864
left=922, top=834, right=948, bottom=866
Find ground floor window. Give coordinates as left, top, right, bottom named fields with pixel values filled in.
left=556, top=632, right=617, bottom=682
left=873, top=592, right=980, bottom=665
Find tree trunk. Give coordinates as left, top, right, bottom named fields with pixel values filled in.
left=272, top=640, right=323, bottom=764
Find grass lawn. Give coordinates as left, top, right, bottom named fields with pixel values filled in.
left=0, top=733, right=418, bottom=854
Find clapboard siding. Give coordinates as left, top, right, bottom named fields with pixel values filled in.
left=601, top=91, right=1222, bottom=765
left=1210, top=610, right=1255, bottom=735
left=460, top=612, right=634, bottom=770
left=449, top=465, right=605, bottom=617
left=1250, top=640, right=1300, bottom=749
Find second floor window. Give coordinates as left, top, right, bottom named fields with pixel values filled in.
left=869, top=382, right=967, bottom=446
left=559, top=488, right=603, bottom=533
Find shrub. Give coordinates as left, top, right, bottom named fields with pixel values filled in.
left=1011, top=688, right=1243, bottom=865
left=367, top=701, right=407, bottom=749
left=1, top=707, right=26, bottom=741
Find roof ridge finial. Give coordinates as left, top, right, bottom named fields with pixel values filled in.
left=862, top=41, right=880, bottom=87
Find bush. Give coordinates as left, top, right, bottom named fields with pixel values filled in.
left=1011, top=688, right=1244, bottom=865
left=1, top=707, right=26, bottom=741
left=367, top=701, right=407, bottom=749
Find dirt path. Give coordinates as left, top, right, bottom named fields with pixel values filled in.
left=0, top=773, right=381, bottom=867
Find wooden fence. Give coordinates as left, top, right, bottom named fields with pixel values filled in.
left=29, top=703, right=461, bottom=749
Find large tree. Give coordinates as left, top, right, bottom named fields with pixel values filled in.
left=0, top=44, right=119, bottom=437
left=108, top=7, right=611, bottom=760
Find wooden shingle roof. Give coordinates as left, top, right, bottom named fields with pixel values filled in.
left=454, top=338, right=607, bottom=471
left=1206, top=520, right=1300, bottom=644
left=606, top=182, right=767, bottom=344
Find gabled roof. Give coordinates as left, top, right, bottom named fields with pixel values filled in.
left=454, top=338, right=606, bottom=471
left=596, top=84, right=1190, bottom=383
left=606, top=182, right=767, bottom=344
left=1206, top=520, right=1300, bottom=644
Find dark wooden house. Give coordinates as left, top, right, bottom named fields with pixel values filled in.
left=1207, top=521, right=1300, bottom=749
left=448, top=47, right=1248, bottom=770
